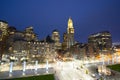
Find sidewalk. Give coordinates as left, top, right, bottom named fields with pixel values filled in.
left=0, top=67, right=54, bottom=79
left=105, top=70, right=120, bottom=80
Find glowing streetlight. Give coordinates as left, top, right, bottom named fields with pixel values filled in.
left=9, top=56, right=16, bottom=77
left=9, top=56, right=16, bottom=72
left=46, top=59, right=49, bottom=73
left=34, top=60, right=38, bottom=74
left=35, top=60, right=38, bottom=71
left=112, top=55, right=114, bottom=64
left=21, top=56, right=28, bottom=75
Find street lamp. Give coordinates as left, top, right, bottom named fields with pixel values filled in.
left=21, top=56, right=28, bottom=75
left=111, top=47, right=115, bottom=64
left=35, top=60, right=38, bottom=71
left=45, top=49, right=48, bottom=73
left=9, top=55, right=16, bottom=77
left=115, top=53, right=118, bottom=63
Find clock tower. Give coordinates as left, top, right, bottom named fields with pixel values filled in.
left=67, top=17, right=74, bottom=48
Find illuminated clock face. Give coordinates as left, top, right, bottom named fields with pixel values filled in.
left=71, top=29, right=74, bottom=33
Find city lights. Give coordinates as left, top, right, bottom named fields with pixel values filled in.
left=0, top=11, right=120, bottom=80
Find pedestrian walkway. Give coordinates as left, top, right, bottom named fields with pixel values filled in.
left=105, top=70, right=120, bottom=80
left=0, top=67, right=54, bottom=79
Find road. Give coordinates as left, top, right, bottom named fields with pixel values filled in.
left=2, top=59, right=116, bottom=80
left=53, top=61, right=94, bottom=80
left=0, top=60, right=96, bottom=80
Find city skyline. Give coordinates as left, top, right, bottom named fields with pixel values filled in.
left=0, top=0, right=120, bottom=42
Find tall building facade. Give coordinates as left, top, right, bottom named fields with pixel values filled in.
left=0, top=20, right=8, bottom=41
left=62, top=17, right=75, bottom=50
left=1, top=25, right=39, bottom=62
left=52, top=29, right=61, bottom=49
left=0, top=20, right=9, bottom=60
left=67, top=17, right=75, bottom=48
left=62, top=33, right=67, bottom=50
left=88, top=31, right=112, bottom=50
left=24, top=26, right=37, bottom=41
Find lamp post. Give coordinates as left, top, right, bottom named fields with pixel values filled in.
left=45, top=52, right=48, bottom=73
left=9, top=56, right=16, bottom=77
left=35, top=60, right=38, bottom=71
left=111, top=47, right=115, bottom=64
left=33, top=48, right=39, bottom=74
left=21, top=56, right=28, bottom=75
left=112, top=55, right=114, bottom=64
left=115, top=53, right=118, bottom=63
left=113, top=47, right=118, bottom=64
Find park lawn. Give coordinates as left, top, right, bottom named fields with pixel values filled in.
left=107, top=64, right=120, bottom=72
left=7, top=74, right=55, bottom=80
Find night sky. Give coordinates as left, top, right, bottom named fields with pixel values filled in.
left=0, top=0, right=120, bottom=43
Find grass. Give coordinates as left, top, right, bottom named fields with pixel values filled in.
left=7, top=74, right=55, bottom=80
left=107, top=64, right=120, bottom=72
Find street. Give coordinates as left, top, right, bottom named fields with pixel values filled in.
left=53, top=61, right=94, bottom=80
left=1, top=59, right=120, bottom=80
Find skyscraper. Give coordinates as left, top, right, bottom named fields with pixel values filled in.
left=0, top=20, right=8, bottom=60
left=88, top=31, right=112, bottom=50
left=0, top=20, right=8, bottom=41
left=52, top=29, right=61, bottom=49
left=67, top=17, right=75, bottom=48
left=52, top=29, right=60, bottom=43
left=24, top=26, right=37, bottom=41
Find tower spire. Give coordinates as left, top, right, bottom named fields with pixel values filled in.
left=67, top=17, right=74, bottom=34
left=68, top=17, right=73, bottom=29
left=66, top=17, right=75, bottom=48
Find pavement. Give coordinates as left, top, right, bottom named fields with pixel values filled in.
left=0, top=67, right=54, bottom=79
left=84, top=60, right=120, bottom=80
left=2, top=60, right=120, bottom=80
